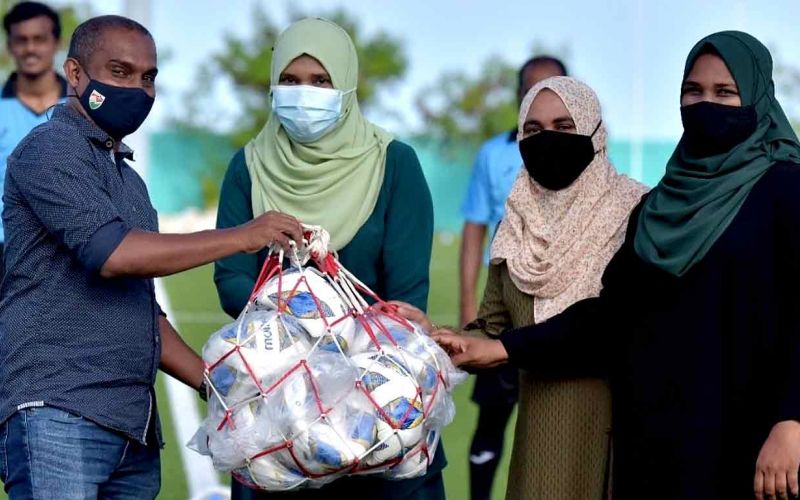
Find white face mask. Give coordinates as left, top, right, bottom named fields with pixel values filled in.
left=271, top=85, right=354, bottom=143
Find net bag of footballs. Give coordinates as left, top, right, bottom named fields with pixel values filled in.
left=189, top=226, right=467, bottom=491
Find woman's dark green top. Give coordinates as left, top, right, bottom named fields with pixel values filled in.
left=214, top=140, right=446, bottom=500
left=215, top=140, right=432, bottom=316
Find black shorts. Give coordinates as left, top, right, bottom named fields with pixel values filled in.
left=471, top=364, right=519, bottom=407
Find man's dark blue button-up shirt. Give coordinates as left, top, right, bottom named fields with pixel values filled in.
left=0, top=104, right=163, bottom=444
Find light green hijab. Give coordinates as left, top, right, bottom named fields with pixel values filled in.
left=634, top=31, right=800, bottom=276
left=245, top=17, right=393, bottom=250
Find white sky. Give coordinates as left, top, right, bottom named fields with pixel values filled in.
left=71, top=0, right=800, bottom=140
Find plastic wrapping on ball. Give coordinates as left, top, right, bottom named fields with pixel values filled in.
left=351, top=351, right=426, bottom=467
left=254, top=267, right=352, bottom=338
left=289, top=418, right=363, bottom=478
left=353, top=312, right=465, bottom=429
left=238, top=455, right=308, bottom=492
left=383, top=429, right=440, bottom=481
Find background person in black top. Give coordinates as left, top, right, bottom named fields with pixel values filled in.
left=432, top=31, right=800, bottom=500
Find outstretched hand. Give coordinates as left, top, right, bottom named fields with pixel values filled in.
left=383, top=301, right=509, bottom=370
left=430, top=330, right=508, bottom=370
left=386, top=300, right=434, bottom=333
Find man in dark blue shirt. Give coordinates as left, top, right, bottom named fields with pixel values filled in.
left=0, top=15, right=303, bottom=499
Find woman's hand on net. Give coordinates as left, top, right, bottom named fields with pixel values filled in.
left=430, top=331, right=508, bottom=370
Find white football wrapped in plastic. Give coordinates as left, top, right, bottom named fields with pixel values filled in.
left=255, top=267, right=354, bottom=339
left=351, top=351, right=425, bottom=466
left=386, top=430, right=439, bottom=480
left=290, top=419, right=365, bottom=477
left=200, top=397, right=269, bottom=472
left=313, top=318, right=371, bottom=357
left=239, top=454, right=307, bottom=492
left=202, top=323, right=239, bottom=372
left=240, top=311, right=309, bottom=381
left=357, top=313, right=465, bottom=430
left=273, top=352, right=355, bottom=415
left=203, top=310, right=309, bottom=383
left=359, top=315, right=440, bottom=391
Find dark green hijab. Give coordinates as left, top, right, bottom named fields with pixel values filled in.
left=634, top=31, right=800, bottom=276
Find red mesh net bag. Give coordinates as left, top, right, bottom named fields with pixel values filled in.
left=190, top=226, right=466, bottom=491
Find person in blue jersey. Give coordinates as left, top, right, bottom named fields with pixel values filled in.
left=0, top=2, right=67, bottom=277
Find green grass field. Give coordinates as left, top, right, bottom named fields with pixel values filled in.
left=1, top=235, right=515, bottom=499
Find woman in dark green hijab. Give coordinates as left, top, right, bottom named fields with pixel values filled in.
left=635, top=31, right=800, bottom=277
left=429, top=31, right=800, bottom=499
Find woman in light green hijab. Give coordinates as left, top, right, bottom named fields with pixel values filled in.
left=244, top=17, right=393, bottom=252
left=214, top=17, right=442, bottom=500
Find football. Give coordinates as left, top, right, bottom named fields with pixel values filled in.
left=254, top=267, right=352, bottom=339
left=351, top=351, right=425, bottom=466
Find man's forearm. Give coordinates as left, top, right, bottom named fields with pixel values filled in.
left=158, top=316, right=205, bottom=390
left=460, top=222, right=487, bottom=325
left=101, top=227, right=245, bottom=279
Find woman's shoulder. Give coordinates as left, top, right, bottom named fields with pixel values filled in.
left=216, top=147, right=252, bottom=206
left=764, top=160, right=800, bottom=185
left=611, top=174, right=650, bottom=233
left=752, top=160, right=800, bottom=201
left=758, top=160, right=800, bottom=212
left=228, top=147, right=248, bottom=171
left=224, top=147, right=251, bottom=184
left=386, top=139, right=419, bottom=164
left=488, top=260, right=509, bottom=277
left=377, top=139, right=432, bottom=214
left=384, top=139, right=425, bottom=185
left=614, top=172, right=650, bottom=197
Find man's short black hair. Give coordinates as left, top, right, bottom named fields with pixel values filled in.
left=67, top=15, right=153, bottom=65
left=3, top=1, right=61, bottom=39
left=517, top=55, right=569, bottom=93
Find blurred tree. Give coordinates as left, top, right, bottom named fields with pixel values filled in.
left=414, top=42, right=570, bottom=149
left=0, top=0, right=90, bottom=80
left=415, top=57, right=517, bottom=149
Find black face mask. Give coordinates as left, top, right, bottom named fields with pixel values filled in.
left=680, top=100, right=757, bottom=158
left=73, top=68, right=154, bottom=140
left=519, top=121, right=600, bottom=191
